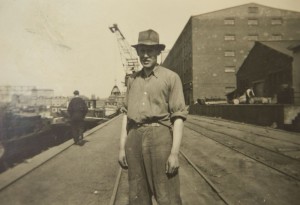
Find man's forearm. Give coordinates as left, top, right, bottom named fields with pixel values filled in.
left=120, top=114, right=128, bottom=150
left=171, top=118, right=184, bottom=154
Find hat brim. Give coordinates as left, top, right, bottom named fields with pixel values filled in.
left=132, top=44, right=165, bottom=51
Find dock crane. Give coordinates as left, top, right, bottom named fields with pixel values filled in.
left=109, top=24, right=140, bottom=86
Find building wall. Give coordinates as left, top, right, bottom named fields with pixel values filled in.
left=163, top=20, right=193, bottom=104
left=237, top=42, right=293, bottom=98
left=291, top=46, right=300, bottom=105
left=163, top=3, right=300, bottom=104
left=189, top=104, right=285, bottom=127
left=31, top=89, right=54, bottom=98
left=0, top=86, right=35, bottom=103
left=160, top=49, right=170, bottom=65
left=51, top=96, right=68, bottom=107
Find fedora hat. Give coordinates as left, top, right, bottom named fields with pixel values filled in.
left=132, top=29, right=165, bottom=51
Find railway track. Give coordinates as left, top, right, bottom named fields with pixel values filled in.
left=189, top=116, right=300, bottom=146
left=188, top=117, right=300, bottom=156
left=185, top=119, right=300, bottom=180
left=110, top=117, right=300, bottom=205
left=182, top=118, right=300, bottom=204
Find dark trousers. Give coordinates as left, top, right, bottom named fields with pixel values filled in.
left=70, top=120, right=84, bottom=143
left=125, top=125, right=182, bottom=205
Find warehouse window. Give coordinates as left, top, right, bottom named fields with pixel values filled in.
left=248, top=6, right=258, bottom=13
left=248, top=34, right=259, bottom=41
left=224, top=66, right=236, bottom=73
left=248, top=19, right=258, bottom=25
left=224, top=51, right=235, bottom=57
left=224, top=18, right=235, bottom=25
left=271, top=34, right=282, bottom=40
left=224, top=35, right=235, bottom=41
left=271, top=18, right=283, bottom=25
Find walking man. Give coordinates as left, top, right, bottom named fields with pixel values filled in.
left=118, top=29, right=187, bottom=205
left=67, top=90, right=88, bottom=145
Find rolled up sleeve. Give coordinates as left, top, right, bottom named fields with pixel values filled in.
left=169, top=74, right=188, bottom=122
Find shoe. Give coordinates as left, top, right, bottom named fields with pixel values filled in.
left=79, top=139, right=84, bottom=145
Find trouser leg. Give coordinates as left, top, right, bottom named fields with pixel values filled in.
left=126, top=125, right=182, bottom=205
left=78, top=120, right=84, bottom=141
left=71, top=121, right=79, bottom=143
left=150, top=126, right=182, bottom=205
left=125, top=128, right=152, bottom=205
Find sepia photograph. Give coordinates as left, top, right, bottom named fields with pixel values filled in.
left=0, top=0, right=300, bottom=204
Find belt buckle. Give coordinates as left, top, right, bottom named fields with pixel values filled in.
left=144, top=122, right=160, bottom=127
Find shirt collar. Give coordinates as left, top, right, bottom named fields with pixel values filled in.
left=141, top=65, right=160, bottom=78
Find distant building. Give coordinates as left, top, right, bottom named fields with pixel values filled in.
left=0, top=86, right=35, bottom=103
left=96, top=98, right=106, bottom=108
left=51, top=96, right=68, bottom=107
left=105, top=85, right=125, bottom=107
left=237, top=40, right=300, bottom=104
left=103, top=85, right=125, bottom=116
left=31, top=88, right=54, bottom=98
left=35, top=96, right=52, bottom=107
left=162, top=3, right=300, bottom=104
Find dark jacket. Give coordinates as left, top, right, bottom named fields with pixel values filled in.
left=67, top=97, right=88, bottom=121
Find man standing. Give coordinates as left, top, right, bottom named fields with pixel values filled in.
left=67, top=90, right=88, bottom=145
left=119, top=29, right=187, bottom=205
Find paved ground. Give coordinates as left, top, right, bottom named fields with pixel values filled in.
left=0, top=114, right=299, bottom=205
left=0, top=116, right=122, bottom=205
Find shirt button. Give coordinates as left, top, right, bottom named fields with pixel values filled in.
left=142, top=102, right=145, bottom=105
left=144, top=92, right=147, bottom=95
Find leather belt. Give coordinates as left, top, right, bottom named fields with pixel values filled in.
left=131, top=121, right=161, bottom=127
left=135, top=122, right=160, bottom=127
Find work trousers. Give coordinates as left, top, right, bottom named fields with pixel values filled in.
left=70, top=120, right=84, bottom=143
left=125, top=124, right=182, bottom=205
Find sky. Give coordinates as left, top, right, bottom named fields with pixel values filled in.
left=1, top=0, right=300, bottom=98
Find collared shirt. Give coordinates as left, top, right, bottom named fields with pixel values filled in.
left=124, top=65, right=188, bottom=124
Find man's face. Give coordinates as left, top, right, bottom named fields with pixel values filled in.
left=137, top=45, right=160, bottom=68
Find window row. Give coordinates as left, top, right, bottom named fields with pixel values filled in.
left=224, top=18, right=283, bottom=25
left=181, top=67, right=236, bottom=73
left=224, top=34, right=282, bottom=41
left=224, top=66, right=236, bottom=73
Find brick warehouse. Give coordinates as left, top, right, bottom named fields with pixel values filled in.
left=162, top=3, right=300, bottom=105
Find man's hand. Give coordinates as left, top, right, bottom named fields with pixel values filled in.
left=118, top=149, right=128, bottom=169
left=165, top=153, right=180, bottom=175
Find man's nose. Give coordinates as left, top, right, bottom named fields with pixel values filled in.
left=142, top=52, right=149, bottom=57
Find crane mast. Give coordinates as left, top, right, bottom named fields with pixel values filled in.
left=109, top=24, right=139, bottom=86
